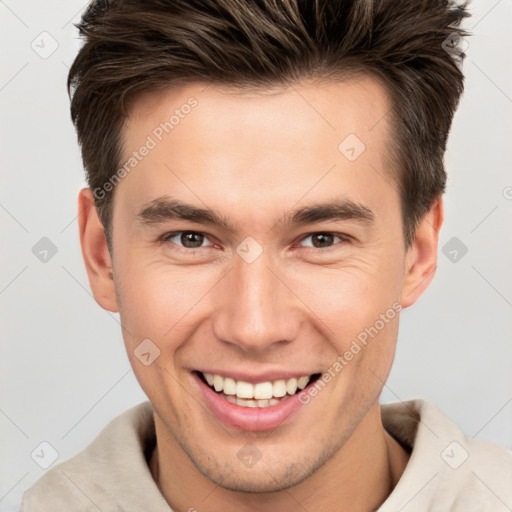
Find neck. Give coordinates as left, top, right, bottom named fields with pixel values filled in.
left=150, top=401, right=410, bottom=512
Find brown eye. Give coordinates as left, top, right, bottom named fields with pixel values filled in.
left=162, top=231, right=211, bottom=249
left=300, top=233, right=345, bottom=249
left=180, top=232, right=204, bottom=248
left=311, top=233, right=335, bottom=248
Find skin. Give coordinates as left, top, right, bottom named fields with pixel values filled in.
left=78, top=76, right=442, bottom=512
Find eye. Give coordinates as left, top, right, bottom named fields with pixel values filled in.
left=160, top=231, right=213, bottom=249
left=298, top=232, right=349, bottom=249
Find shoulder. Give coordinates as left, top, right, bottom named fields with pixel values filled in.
left=20, top=467, right=124, bottom=512
left=380, top=399, right=512, bottom=511
left=20, top=401, right=157, bottom=512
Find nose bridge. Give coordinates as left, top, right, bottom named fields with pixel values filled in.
left=212, top=249, right=298, bottom=352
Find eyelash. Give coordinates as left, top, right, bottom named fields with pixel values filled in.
left=159, top=230, right=351, bottom=252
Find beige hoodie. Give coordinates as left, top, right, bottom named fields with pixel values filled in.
left=20, top=399, right=512, bottom=511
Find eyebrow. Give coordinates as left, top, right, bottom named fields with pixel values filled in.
left=137, top=196, right=375, bottom=231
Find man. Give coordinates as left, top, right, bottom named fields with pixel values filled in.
left=21, top=0, right=512, bottom=510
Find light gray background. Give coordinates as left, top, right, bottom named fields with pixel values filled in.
left=1, top=1, right=511, bottom=510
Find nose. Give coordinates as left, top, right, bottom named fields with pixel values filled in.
left=211, top=248, right=301, bottom=353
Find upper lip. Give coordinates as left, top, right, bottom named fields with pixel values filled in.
left=194, top=369, right=320, bottom=384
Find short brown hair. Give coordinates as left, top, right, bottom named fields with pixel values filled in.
left=68, top=0, right=469, bottom=248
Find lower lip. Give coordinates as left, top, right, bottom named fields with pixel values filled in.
left=193, top=373, right=307, bottom=431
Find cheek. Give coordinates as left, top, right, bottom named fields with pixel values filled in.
left=114, top=263, right=206, bottom=403
left=114, top=258, right=219, bottom=346
left=286, top=256, right=403, bottom=392
left=288, top=258, right=403, bottom=342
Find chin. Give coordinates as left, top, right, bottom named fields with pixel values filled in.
left=188, top=444, right=335, bottom=494
left=202, top=463, right=312, bottom=494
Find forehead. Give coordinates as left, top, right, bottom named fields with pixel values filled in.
left=116, top=76, right=397, bottom=223
left=125, top=75, right=391, bottom=146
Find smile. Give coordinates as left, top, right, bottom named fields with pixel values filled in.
left=198, top=371, right=320, bottom=409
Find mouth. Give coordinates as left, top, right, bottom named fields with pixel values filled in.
left=195, top=371, right=322, bottom=409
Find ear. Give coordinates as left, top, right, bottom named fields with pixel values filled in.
left=401, top=197, right=444, bottom=308
left=78, top=188, right=118, bottom=312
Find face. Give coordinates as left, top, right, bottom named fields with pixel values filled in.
left=83, top=76, right=436, bottom=493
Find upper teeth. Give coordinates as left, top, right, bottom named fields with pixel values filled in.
left=202, top=372, right=311, bottom=399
